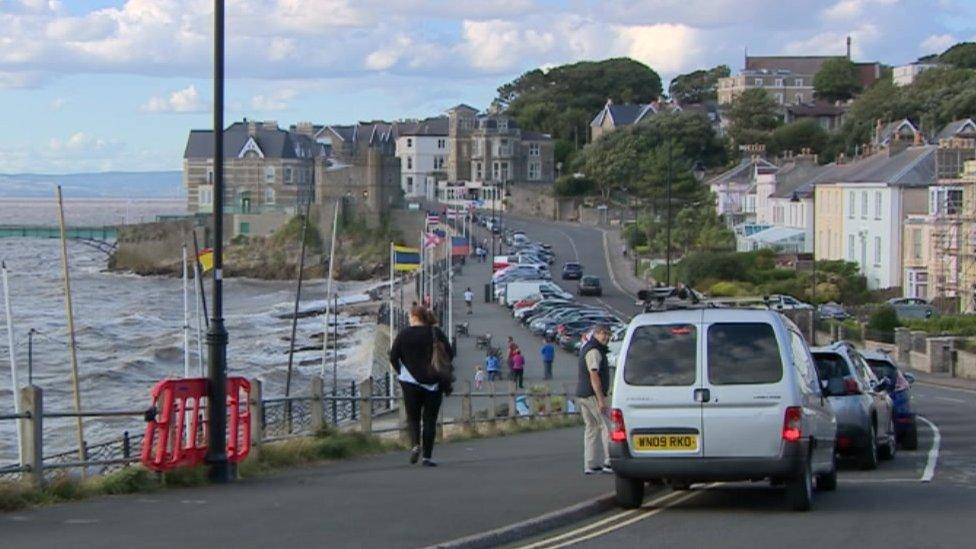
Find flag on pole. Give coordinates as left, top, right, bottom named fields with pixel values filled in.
left=451, top=236, right=470, bottom=257
left=425, top=212, right=440, bottom=225
left=393, top=245, right=420, bottom=272
left=197, top=248, right=214, bottom=273
left=424, top=232, right=442, bottom=249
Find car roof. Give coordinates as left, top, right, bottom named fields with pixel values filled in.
left=860, top=350, right=897, bottom=363
left=630, top=308, right=783, bottom=327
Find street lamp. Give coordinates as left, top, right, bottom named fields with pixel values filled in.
left=206, top=0, right=232, bottom=483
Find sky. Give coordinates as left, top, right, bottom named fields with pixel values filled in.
left=1, top=0, right=975, bottom=174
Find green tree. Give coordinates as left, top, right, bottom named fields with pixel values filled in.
left=574, top=111, right=726, bottom=207
left=768, top=119, right=830, bottom=156
left=668, top=65, right=731, bottom=104
left=725, top=89, right=781, bottom=146
left=814, top=58, right=863, bottom=102
left=939, top=42, right=976, bottom=69
left=496, top=58, right=663, bottom=164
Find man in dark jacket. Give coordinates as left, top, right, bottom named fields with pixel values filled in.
left=576, top=325, right=612, bottom=474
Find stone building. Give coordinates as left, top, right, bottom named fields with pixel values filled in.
left=182, top=119, right=321, bottom=235
left=313, top=122, right=402, bottom=228
left=449, top=105, right=555, bottom=185
left=717, top=54, right=881, bottom=106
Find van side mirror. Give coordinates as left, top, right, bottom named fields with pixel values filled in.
left=904, top=373, right=916, bottom=385
left=637, top=289, right=651, bottom=302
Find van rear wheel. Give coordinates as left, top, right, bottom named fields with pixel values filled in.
left=787, top=457, right=813, bottom=511
left=615, top=475, right=644, bottom=509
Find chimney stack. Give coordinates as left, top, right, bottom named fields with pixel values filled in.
left=847, top=36, right=852, bottom=59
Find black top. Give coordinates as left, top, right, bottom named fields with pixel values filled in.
left=389, top=325, right=455, bottom=385
left=576, top=338, right=610, bottom=398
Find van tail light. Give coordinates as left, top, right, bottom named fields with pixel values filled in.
left=844, top=377, right=861, bottom=395
left=782, top=406, right=802, bottom=443
left=611, top=409, right=627, bottom=443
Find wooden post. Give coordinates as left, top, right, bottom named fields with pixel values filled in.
left=461, top=381, right=473, bottom=428
left=310, top=377, right=324, bottom=433
left=543, top=383, right=551, bottom=416
left=19, top=386, right=42, bottom=487
left=508, top=381, right=518, bottom=423
left=358, top=377, right=373, bottom=434
left=249, top=379, right=263, bottom=462
left=488, top=382, right=497, bottom=425
left=56, top=186, right=86, bottom=468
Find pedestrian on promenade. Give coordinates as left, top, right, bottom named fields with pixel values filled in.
left=511, top=347, right=525, bottom=389
left=389, top=304, right=455, bottom=467
left=464, top=287, right=474, bottom=315
left=485, top=351, right=501, bottom=382
left=541, top=339, right=555, bottom=380
left=506, top=336, right=517, bottom=379
left=474, top=366, right=485, bottom=390
left=576, top=324, right=613, bottom=474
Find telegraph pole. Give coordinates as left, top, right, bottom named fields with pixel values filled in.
left=206, top=0, right=231, bottom=483
left=665, top=138, right=673, bottom=286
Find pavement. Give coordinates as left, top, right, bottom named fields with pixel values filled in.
left=1, top=427, right=614, bottom=549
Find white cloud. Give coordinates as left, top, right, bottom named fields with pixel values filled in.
left=616, top=24, right=705, bottom=74
left=141, top=85, right=207, bottom=113
left=251, top=88, right=298, bottom=111
left=49, top=97, right=66, bottom=111
left=823, top=0, right=897, bottom=21
left=783, top=24, right=880, bottom=58
left=921, top=33, right=957, bottom=54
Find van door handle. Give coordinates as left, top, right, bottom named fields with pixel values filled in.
left=694, top=389, right=711, bottom=403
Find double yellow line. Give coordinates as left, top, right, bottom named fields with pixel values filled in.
left=514, top=485, right=715, bottom=549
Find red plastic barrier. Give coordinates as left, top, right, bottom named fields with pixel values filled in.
left=141, top=377, right=251, bottom=472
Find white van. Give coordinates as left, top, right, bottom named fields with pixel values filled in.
left=503, top=281, right=573, bottom=306
left=609, top=308, right=837, bottom=511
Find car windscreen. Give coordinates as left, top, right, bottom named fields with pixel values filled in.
left=706, top=323, right=783, bottom=385
left=624, top=324, right=697, bottom=386
left=866, top=359, right=898, bottom=385
left=812, top=352, right=853, bottom=395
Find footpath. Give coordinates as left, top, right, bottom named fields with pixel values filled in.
left=0, top=427, right=613, bottom=548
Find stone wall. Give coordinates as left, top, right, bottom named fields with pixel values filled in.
left=507, top=184, right=557, bottom=220
left=109, top=219, right=197, bottom=275
left=955, top=349, right=976, bottom=380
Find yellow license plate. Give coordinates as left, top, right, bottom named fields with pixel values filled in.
left=632, top=434, right=699, bottom=451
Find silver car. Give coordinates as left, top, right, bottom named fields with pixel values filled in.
left=811, top=341, right=896, bottom=470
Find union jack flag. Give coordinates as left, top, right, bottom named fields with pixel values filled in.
left=424, top=231, right=442, bottom=249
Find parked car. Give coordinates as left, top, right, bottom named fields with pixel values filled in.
left=610, top=308, right=838, bottom=511
left=578, top=276, right=602, bottom=296
left=887, top=297, right=937, bottom=320
left=767, top=294, right=814, bottom=311
left=862, top=350, right=918, bottom=450
left=811, top=342, right=896, bottom=469
left=562, top=262, right=584, bottom=280
left=817, top=302, right=849, bottom=321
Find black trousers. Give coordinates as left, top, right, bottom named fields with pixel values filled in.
left=513, top=369, right=524, bottom=388
left=400, top=381, right=443, bottom=459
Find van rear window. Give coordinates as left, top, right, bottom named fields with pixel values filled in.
left=624, top=324, right=697, bottom=386
left=707, top=323, right=782, bottom=385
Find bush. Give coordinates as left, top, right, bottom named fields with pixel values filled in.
left=622, top=223, right=648, bottom=248
left=709, top=281, right=752, bottom=297
left=867, top=305, right=901, bottom=333
left=554, top=175, right=596, bottom=197
left=906, top=315, right=976, bottom=336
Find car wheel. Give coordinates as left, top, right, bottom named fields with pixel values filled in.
left=901, top=421, right=919, bottom=450
left=859, top=424, right=879, bottom=470
left=879, top=418, right=897, bottom=461
left=815, top=456, right=838, bottom=492
left=614, top=475, right=644, bottom=509
left=787, top=455, right=814, bottom=511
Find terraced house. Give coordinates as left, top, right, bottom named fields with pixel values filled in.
left=183, top=120, right=321, bottom=235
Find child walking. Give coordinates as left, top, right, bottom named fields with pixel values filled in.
left=474, top=366, right=486, bottom=390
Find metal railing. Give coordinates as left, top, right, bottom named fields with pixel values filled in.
left=0, top=374, right=577, bottom=485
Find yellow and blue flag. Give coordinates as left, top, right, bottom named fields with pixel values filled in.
left=393, top=245, right=420, bottom=272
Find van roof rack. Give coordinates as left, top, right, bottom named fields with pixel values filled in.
left=636, top=286, right=782, bottom=313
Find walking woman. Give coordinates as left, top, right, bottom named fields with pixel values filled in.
left=389, top=304, right=455, bottom=467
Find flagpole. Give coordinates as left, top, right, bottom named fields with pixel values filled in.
left=1, top=261, right=24, bottom=464
left=321, top=200, right=340, bottom=380
left=56, top=185, right=86, bottom=470
left=182, top=244, right=190, bottom=378
left=388, top=242, right=394, bottom=348
left=447, top=238, right=454, bottom=342
left=194, top=258, right=204, bottom=377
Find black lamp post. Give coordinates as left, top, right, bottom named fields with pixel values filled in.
left=665, top=139, right=673, bottom=286
left=206, top=0, right=231, bottom=483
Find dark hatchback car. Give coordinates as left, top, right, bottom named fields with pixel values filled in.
left=562, top=262, right=583, bottom=280
left=862, top=350, right=918, bottom=449
left=578, top=275, right=602, bottom=296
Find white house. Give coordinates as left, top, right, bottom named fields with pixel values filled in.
left=394, top=117, right=449, bottom=198
left=706, top=156, right=778, bottom=224
left=836, top=146, right=935, bottom=289
left=893, top=61, right=942, bottom=87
